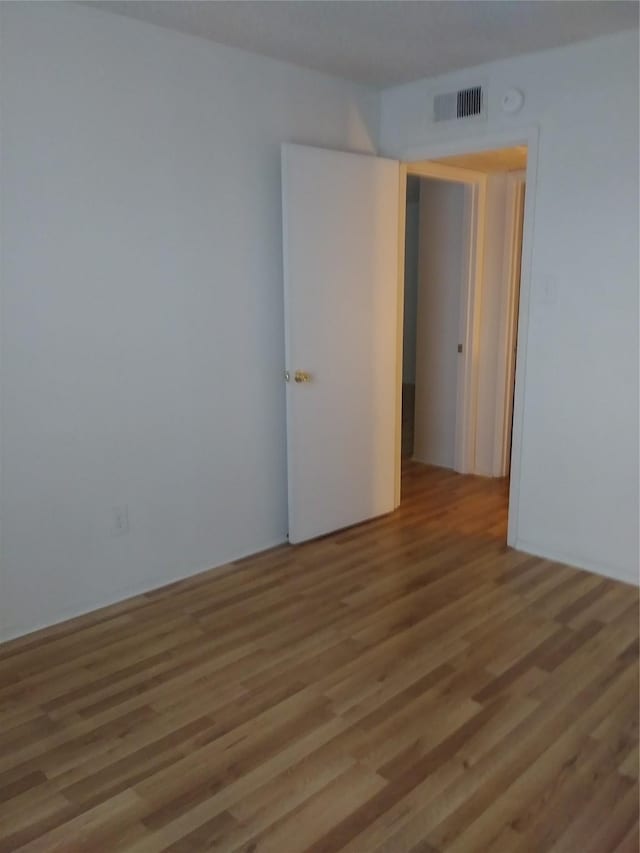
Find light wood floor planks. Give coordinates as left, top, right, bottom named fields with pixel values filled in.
left=0, top=462, right=638, bottom=852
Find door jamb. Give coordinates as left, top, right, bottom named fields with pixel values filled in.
left=493, top=171, right=526, bottom=477
left=394, top=164, right=408, bottom=508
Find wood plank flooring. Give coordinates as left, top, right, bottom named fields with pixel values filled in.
left=0, top=462, right=638, bottom=852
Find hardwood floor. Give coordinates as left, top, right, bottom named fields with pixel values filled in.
left=0, top=462, right=638, bottom=852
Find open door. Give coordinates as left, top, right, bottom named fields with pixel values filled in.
left=282, top=144, right=400, bottom=543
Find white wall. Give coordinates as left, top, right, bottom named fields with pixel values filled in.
left=380, top=30, right=640, bottom=584
left=413, top=179, right=466, bottom=468
left=1, top=11, right=638, bottom=644
left=402, top=191, right=420, bottom=384
left=0, top=2, right=379, bottom=640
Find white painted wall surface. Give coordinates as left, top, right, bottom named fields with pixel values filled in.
left=380, top=30, right=640, bottom=584
left=0, top=2, right=379, bottom=640
left=413, top=180, right=466, bottom=469
left=402, top=197, right=420, bottom=384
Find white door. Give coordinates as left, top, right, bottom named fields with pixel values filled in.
left=282, top=144, right=400, bottom=544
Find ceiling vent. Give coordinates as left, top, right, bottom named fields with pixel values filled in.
left=434, top=86, right=486, bottom=123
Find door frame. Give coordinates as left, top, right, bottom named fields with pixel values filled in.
left=493, top=170, right=526, bottom=477
left=394, top=126, right=540, bottom=548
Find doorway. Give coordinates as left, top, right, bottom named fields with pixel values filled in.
left=398, top=146, right=527, bottom=537
left=281, top=138, right=536, bottom=547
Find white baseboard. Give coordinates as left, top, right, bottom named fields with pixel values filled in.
left=0, top=536, right=288, bottom=644
left=514, top=538, right=639, bottom=587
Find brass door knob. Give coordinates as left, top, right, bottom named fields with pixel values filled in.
left=294, top=371, right=312, bottom=383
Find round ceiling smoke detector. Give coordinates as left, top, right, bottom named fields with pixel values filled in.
left=502, top=88, right=524, bottom=114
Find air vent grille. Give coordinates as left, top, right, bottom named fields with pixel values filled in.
left=434, top=86, right=485, bottom=123
left=457, top=86, right=483, bottom=118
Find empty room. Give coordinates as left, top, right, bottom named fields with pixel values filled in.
left=0, top=1, right=638, bottom=851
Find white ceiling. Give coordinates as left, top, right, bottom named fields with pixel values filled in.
left=87, top=1, right=639, bottom=88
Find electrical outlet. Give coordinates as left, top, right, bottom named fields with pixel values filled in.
left=112, top=505, right=130, bottom=537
